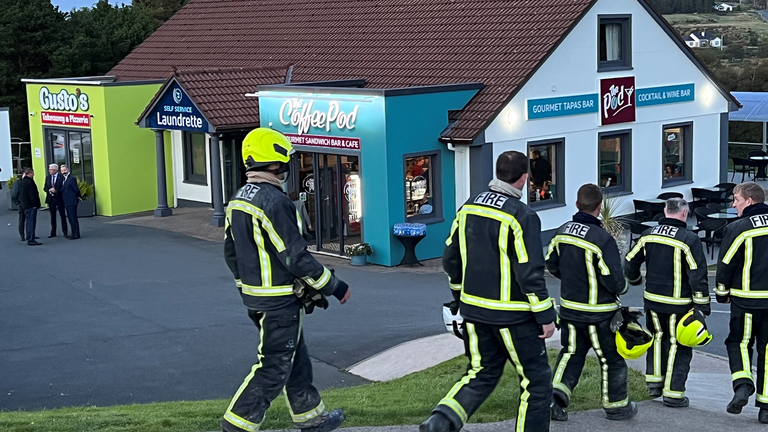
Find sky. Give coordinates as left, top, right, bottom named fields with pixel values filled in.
left=52, top=0, right=130, bottom=11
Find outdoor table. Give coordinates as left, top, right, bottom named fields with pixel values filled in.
left=751, top=156, right=768, bottom=181
left=394, top=234, right=426, bottom=267
left=636, top=198, right=666, bottom=216
left=719, top=208, right=738, bottom=215
left=707, top=212, right=737, bottom=220
left=641, top=221, right=699, bottom=232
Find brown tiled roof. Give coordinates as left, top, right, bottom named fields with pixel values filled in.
left=111, top=0, right=597, bottom=140
left=111, top=0, right=738, bottom=140
left=153, top=66, right=290, bottom=130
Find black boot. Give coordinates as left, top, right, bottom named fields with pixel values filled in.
left=551, top=395, right=568, bottom=421
left=759, top=408, right=768, bottom=424
left=727, top=384, right=754, bottom=414
left=648, top=387, right=662, bottom=398
left=606, top=401, right=638, bottom=421
left=302, top=409, right=346, bottom=432
left=420, top=412, right=454, bottom=432
left=662, top=396, right=689, bottom=408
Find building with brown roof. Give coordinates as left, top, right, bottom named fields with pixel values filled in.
left=24, top=0, right=739, bottom=265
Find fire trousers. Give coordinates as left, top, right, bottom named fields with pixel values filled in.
left=645, top=311, right=692, bottom=399
left=433, top=319, right=551, bottom=432
left=725, top=307, right=768, bottom=408
left=223, top=306, right=325, bottom=432
left=552, top=318, right=629, bottom=412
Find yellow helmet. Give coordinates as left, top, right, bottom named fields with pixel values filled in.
left=616, top=322, right=653, bottom=360
left=242, top=128, right=295, bottom=171
left=677, top=310, right=713, bottom=348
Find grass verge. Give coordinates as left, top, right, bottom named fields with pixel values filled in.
left=0, top=350, right=648, bottom=432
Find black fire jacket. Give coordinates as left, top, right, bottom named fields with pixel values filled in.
left=546, top=212, right=628, bottom=323
left=716, top=203, right=768, bottom=309
left=626, top=218, right=710, bottom=315
left=224, top=181, right=344, bottom=311
left=444, top=189, right=557, bottom=326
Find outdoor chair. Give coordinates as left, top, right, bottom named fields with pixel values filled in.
left=629, top=221, right=648, bottom=249
left=706, top=203, right=725, bottom=212
left=657, top=192, right=683, bottom=200
left=652, top=213, right=664, bottom=221
left=698, top=218, right=728, bottom=260
left=749, top=150, right=768, bottom=158
left=632, top=200, right=655, bottom=223
left=691, top=187, right=723, bottom=212
left=694, top=207, right=716, bottom=225
left=732, top=157, right=756, bottom=183
left=714, top=182, right=736, bottom=204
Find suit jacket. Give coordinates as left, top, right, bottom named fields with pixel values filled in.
left=44, top=173, right=65, bottom=205
left=19, top=177, right=41, bottom=210
left=62, top=175, right=81, bottom=207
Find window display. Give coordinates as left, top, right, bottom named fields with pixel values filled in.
left=405, top=155, right=433, bottom=218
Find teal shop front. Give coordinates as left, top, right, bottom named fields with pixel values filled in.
left=258, top=83, right=482, bottom=266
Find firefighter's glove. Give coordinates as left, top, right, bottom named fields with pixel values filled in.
left=443, top=301, right=460, bottom=316
left=628, top=275, right=643, bottom=286
left=294, top=278, right=329, bottom=315
left=694, top=303, right=711, bottom=317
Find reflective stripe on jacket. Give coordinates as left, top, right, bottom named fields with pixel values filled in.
left=443, top=190, right=556, bottom=326
left=626, top=218, right=710, bottom=315
left=546, top=213, right=628, bottom=323
left=224, top=182, right=339, bottom=311
left=716, top=205, right=768, bottom=309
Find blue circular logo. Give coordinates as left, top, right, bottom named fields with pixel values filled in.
left=173, top=88, right=183, bottom=104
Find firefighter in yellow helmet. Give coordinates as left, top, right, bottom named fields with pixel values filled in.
left=625, top=197, right=711, bottom=408
left=221, top=128, right=351, bottom=432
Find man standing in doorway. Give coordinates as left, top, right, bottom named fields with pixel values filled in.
left=18, top=168, right=42, bottom=246
left=421, top=151, right=556, bottom=432
left=60, top=165, right=81, bottom=240
left=44, top=163, right=67, bottom=238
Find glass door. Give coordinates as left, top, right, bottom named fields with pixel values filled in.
left=317, top=154, right=341, bottom=253
left=45, top=128, right=95, bottom=216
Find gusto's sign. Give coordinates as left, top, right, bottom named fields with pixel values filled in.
left=600, top=77, right=635, bottom=126
left=280, top=99, right=359, bottom=135
left=39, top=87, right=89, bottom=112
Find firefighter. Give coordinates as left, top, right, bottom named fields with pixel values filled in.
left=221, top=128, right=351, bottom=432
left=716, top=182, right=768, bottom=423
left=420, top=151, right=557, bottom=432
left=625, top=198, right=710, bottom=408
left=547, top=184, right=637, bottom=422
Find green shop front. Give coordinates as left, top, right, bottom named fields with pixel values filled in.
left=23, top=78, right=168, bottom=217
left=258, top=84, right=482, bottom=266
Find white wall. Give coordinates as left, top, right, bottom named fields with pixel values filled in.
left=171, top=130, right=213, bottom=204
left=0, top=109, right=12, bottom=181
left=482, top=0, right=731, bottom=231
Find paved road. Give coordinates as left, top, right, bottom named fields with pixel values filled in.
left=757, top=10, right=768, bottom=22
left=0, top=190, right=446, bottom=410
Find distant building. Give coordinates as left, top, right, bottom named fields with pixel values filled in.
left=684, top=31, right=723, bottom=48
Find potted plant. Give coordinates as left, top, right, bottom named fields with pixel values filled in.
left=6, top=175, right=18, bottom=211
left=77, top=180, right=96, bottom=217
left=345, top=243, right=372, bottom=266
left=600, top=194, right=630, bottom=257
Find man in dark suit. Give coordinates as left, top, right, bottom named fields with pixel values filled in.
left=18, top=168, right=42, bottom=246
left=11, top=171, right=27, bottom=241
left=60, top=165, right=81, bottom=240
left=43, top=163, right=67, bottom=238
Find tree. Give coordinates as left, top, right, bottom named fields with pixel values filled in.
left=0, top=0, right=66, bottom=139
left=133, top=0, right=188, bottom=28
left=725, top=42, right=746, bottom=61
left=50, top=1, right=155, bottom=78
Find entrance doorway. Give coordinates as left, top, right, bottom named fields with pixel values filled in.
left=45, top=128, right=95, bottom=216
left=223, top=134, right=246, bottom=203
left=292, top=152, right=361, bottom=255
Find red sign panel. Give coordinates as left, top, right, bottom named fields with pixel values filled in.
left=284, top=133, right=361, bottom=150
left=41, top=111, right=91, bottom=128
left=600, top=77, right=636, bottom=126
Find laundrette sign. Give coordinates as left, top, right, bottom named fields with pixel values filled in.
left=527, top=83, right=696, bottom=120
left=145, top=82, right=209, bottom=132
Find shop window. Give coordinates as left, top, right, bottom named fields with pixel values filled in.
left=662, top=123, right=693, bottom=185
left=184, top=132, right=207, bottom=185
left=405, top=152, right=442, bottom=222
left=598, top=16, right=632, bottom=71
left=599, top=131, right=632, bottom=194
left=528, top=139, right=565, bottom=208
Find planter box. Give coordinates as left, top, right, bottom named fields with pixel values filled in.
left=77, top=199, right=95, bottom=218
left=6, top=189, right=17, bottom=211
left=350, top=255, right=367, bottom=266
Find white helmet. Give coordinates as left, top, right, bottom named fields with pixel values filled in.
left=443, top=304, right=464, bottom=339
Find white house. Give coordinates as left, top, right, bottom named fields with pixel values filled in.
left=714, top=3, right=734, bottom=12
left=684, top=31, right=722, bottom=48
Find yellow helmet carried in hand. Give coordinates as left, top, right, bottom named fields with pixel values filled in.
left=241, top=128, right=295, bottom=171
left=616, top=322, right=653, bottom=360
left=677, top=310, right=713, bottom=348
